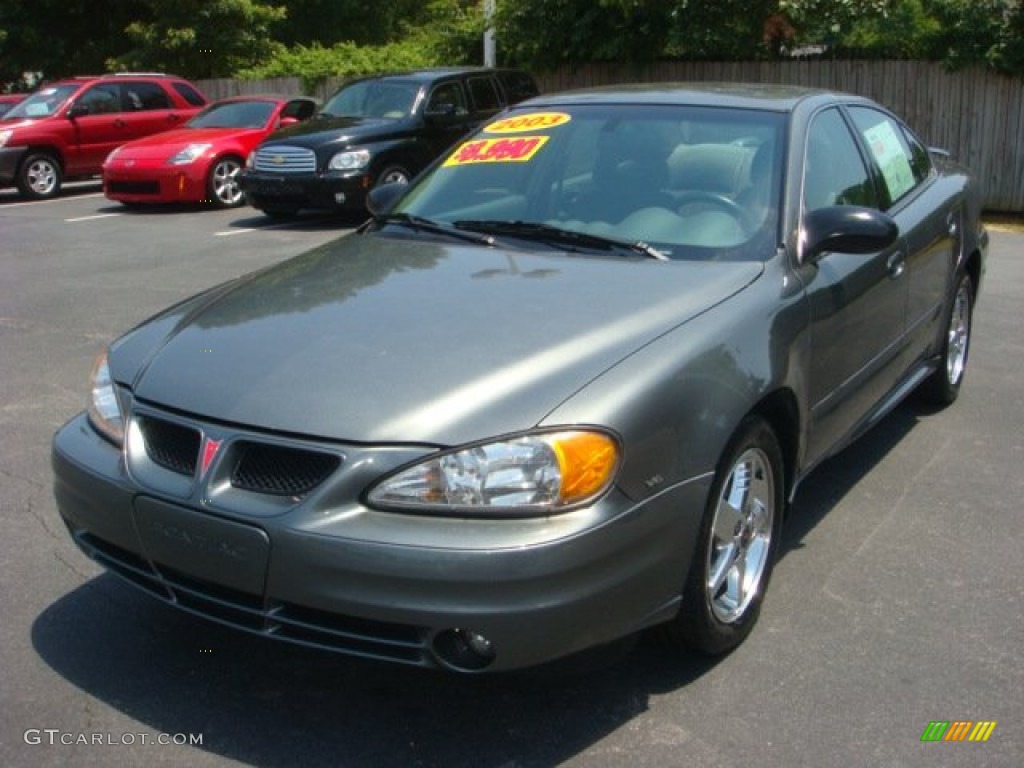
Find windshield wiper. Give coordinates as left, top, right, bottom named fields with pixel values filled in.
left=453, top=220, right=668, bottom=261
left=375, top=213, right=498, bottom=247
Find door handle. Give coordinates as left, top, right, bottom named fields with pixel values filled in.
left=167, top=114, right=180, bottom=122
left=113, top=118, right=126, bottom=128
left=886, top=251, right=906, bottom=279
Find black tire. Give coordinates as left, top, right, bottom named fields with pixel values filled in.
left=206, top=156, right=244, bottom=208
left=919, top=272, right=973, bottom=406
left=375, top=165, right=410, bottom=187
left=664, top=416, right=784, bottom=655
left=17, top=152, right=62, bottom=200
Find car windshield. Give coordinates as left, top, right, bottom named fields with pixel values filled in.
left=4, top=84, right=79, bottom=119
left=187, top=99, right=276, bottom=129
left=321, top=80, right=419, bottom=119
left=393, top=104, right=786, bottom=261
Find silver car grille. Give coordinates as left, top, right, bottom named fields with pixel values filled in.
left=253, top=145, right=316, bottom=173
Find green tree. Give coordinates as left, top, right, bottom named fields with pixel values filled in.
left=106, top=0, right=287, bottom=79
left=927, top=0, right=1024, bottom=73
left=271, top=0, right=434, bottom=47
left=0, top=1, right=148, bottom=84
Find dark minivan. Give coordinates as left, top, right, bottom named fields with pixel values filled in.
left=238, top=67, right=538, bottom=218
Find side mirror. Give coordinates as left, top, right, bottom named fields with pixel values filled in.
left=802, top=206, right=899, bottom=263
left=278, top=116, right=299, bottom=128
left=67, top=103, right=89, bottom=119
left=366, top=182, right=407, bottom=216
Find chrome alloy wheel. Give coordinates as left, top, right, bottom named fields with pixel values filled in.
left=25, top=157, right=58, bottom=196
left=946, top=278, right=971, bottom=386
left=210, top=158, right=243, bottom=206
left=705, top=446, right=776, bottom=624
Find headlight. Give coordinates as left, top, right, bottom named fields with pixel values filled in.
left=367, top=430, right=620, bottom=515
left=87, top=351, right=124, bottom=445
left=245, top=150, right=256, bottom=168
left=328, top=148, right=371, bottom=171
left=0, top=129, right=12, bottom=147
left=167, top=143, right=212, bottom=165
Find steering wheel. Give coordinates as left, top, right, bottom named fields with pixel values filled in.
left=675, top=190, right=755, bottom=234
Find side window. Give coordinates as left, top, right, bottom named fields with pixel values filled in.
left=847, top=106, right=929, bottom=207
left=804, top=107, right=879, bottom=212
left=123, top=82, right=171, bottom=111
left=172, top=82, right=206, bottom=107
left=497, top=72, right=539, bottom=105
left=467, top=76, right=501, bottom=112
left=75, top=84, right=121, bottom=116
left=426, top=82, right=468, bottom=116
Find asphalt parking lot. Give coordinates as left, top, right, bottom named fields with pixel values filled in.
left=1, top=185, right=1021, bottom=768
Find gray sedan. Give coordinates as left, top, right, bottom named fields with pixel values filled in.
left=52, top=84, right=987, bottom=673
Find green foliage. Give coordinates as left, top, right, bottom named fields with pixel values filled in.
left=836, top=0, right=941, bottom=58
left=237, top=41, right=438, bottom=92
left=106, top=0, right=286, bottom=79
left=402, top=0, right=488, bottom=65
left=495, top=0, right=674, bottom=70
left=0, top=1, right=150, bottom=84
left=240, top=1, right=485, bottom=92
left=927, top=0, right=1024, bottom=74
left=271, top=0, right=435, bottom=47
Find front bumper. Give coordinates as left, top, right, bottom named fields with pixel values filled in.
left=238, top=169, right=371, bottom=213
left=103, top=163, right=206, bottom=204
left=0, top=146, right=28, bottom=185
left=52, top=409, right=709, bottom=672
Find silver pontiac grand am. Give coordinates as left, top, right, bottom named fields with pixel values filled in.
left=53, top=84, right=987, bottom=673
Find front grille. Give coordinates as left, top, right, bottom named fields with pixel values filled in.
left=108, top=180, right=160, bottom=194
left=137, top=416, right=200, bottom=475
left=73, top=530, right=430, bottom=666
left=253, top=145, right=316, bottom=173
left=230, top=442, right=340, bottom=496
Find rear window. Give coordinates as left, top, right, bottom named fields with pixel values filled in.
left=123, top=82, right=171, bottom=110
left=172, top=82, right=207, bottom=107
left=467, top=76, right=502, bottom=112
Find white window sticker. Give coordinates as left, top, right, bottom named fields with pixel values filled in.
left=862, top=120, right=915, bottom=201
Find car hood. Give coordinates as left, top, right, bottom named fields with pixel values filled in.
left=113, top=235, right=762, bottom=445
left=109, top=127, right=263, bottom=158
left=260, top=115, right=406, bottom=148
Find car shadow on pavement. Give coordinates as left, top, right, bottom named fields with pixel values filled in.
left=780, top=399, right=920, bottom=555
left=32, top=578, right=717, bottom=767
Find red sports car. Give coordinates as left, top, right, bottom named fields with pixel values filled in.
left=102, top=96, right=318, bottom=208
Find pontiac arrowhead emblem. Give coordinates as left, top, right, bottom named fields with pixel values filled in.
left=199, top=437, right=223, bottom=479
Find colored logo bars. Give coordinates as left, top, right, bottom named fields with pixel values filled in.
left=920, top=721, right=997, bottom=742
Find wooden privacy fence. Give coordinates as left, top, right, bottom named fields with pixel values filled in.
left=196, top=60, right=1024, bottom=212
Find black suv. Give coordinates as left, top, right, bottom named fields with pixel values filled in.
left=238, top=67, right=538, bottom=217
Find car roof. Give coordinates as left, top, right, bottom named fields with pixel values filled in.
left=517, top=82, right=866, bottom=112
left=45, top=73, right=190, bottom=87
left=345, top=67, right=528, bottom=85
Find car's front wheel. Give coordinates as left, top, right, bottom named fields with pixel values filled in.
left=665, top=416, right=784, bottom=655
left=376, top=165, right=410, bottom=187
left=206, top=156, right=244, bottom=208
left=919, top=272, right=974, bottom=405
left=17, top=152, right=62, bottom=200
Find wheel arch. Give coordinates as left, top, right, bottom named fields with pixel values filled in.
left=747, top=388, right=801, bottom=511
left=20, top=145, right=64, bottom=172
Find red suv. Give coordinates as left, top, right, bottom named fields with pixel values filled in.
left=0, top=74, right=207, bottom=199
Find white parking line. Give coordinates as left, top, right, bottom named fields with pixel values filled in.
left=214, top=227, right=258, bottom=237
left=2, top=192, right=105, bottom=209
left=65, top=213, right=122, bottom=223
